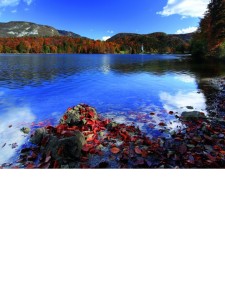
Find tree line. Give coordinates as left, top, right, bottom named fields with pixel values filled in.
left=0, top=34, right=191, bottom=55
left=0, top=37, right=120, bottom=54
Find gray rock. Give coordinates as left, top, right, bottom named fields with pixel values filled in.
left=31, top=128, right=85, bottom=162
left=181, top=111, right=206, bottom=120
left=106, top=121, right=118, bottom=130
left=20, top=127, right=30, bottom=134
left=30, top=128, right=48, bottom=145
left=60, top=105, right=98, bottom=126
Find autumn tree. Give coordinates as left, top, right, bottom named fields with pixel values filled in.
left=191, top=0, right=225, bottom=58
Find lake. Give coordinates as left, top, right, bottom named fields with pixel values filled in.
left=0, top=53, right=225, bottom=165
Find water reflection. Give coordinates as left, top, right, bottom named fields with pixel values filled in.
left=100, top=55, right=111, bottom=74
left=174, top=74, right=195, bottom=83
left=159, top=91, right=206, bottom=113
left=0, top=54, right=225, bottom=165
left=0, top=107, right=35, bottom=165
left=1, top=54, right=225, bottom=88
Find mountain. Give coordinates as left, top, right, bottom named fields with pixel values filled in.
left=108, top=32, right=194, bottom=53
left=0, top=21, right=81, bottom=38
left=109, top=32, right=193, bottom=43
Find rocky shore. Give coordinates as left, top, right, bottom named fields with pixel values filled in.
left=1, top=77, right=225, bottom=169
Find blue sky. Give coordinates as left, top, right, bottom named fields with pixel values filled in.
left=0, top=0, right=210, bottom=40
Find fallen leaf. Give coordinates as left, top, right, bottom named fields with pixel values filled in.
left=86, top=134, right=95, bottom=142
left=134, top=147, right=142, bottom=155
left=53, top=161, right=59, bottom=168
left=111, top=147, right=120, bottom=154
left=82, top=144, right=93, bottom=152
left=26, top=163, right=35, bottom=169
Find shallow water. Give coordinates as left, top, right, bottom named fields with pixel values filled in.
left=0, top=53, right=225, bottom=165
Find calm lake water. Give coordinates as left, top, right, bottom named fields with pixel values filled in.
left=1, top=53, right=225, bottom=165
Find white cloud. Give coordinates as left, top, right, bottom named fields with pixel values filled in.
left=0, top=0, right=32, bottom=8
left=157, top=0, right=210, bottom=18
left=102, top=36, right=111, bottom=41
left=107, top=30, right=114, bottom=34
left=11, top=8, right=17, bottom=12
left=176, top=26, right=197, bottom=34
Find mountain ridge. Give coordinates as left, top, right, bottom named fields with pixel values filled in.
left=0, top=21, right=82, bottom=38
left=0, top=21, right=194, bottom=43
left=109, top=32, right=193, bottom=42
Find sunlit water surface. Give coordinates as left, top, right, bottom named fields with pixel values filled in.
left=0, top=54, right=225, bottom=165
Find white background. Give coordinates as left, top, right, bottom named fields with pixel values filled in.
left=0, top=170, right=224, bottom=300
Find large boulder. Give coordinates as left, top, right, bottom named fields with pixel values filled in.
left=30, top=128, right=48, bottom=145
left=30, top=129, right=85, bottom=164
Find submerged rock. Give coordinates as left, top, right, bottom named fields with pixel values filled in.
left=20, top=127, right=30, bottom=134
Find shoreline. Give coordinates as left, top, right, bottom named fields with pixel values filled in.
left=1, top=76, right=225, bottom=169
left=1, top=77, right=225, bottom=169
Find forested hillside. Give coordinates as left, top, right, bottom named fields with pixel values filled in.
left=191, top=0, right=225, bottom=59
left=0, top=37, right=120, bottom=54
left=109, top=32, right=192, bottom=54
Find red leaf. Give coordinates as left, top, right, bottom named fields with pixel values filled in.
left=56, top=124, right=67, bottom=134
left=111, top=147, right=120, bottom=154
left=141, top=150, right=148, bottom=158
left=88, top=111, right=95, bottom=118
left=134, top=147, right=142, bottom=155
left=67, top=126, right=79, bottom=131
left=169, top=111, right=174, bottom=115
left=82, top=144, right=93, bottom=152
left=26, top=163, right=35, bottom=169
left=53, top=161, right=59, bottom=168
left=63, top=115, right=68, bottom=120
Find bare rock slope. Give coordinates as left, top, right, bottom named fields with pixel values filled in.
left=0, top=21, right=81, bottom=38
